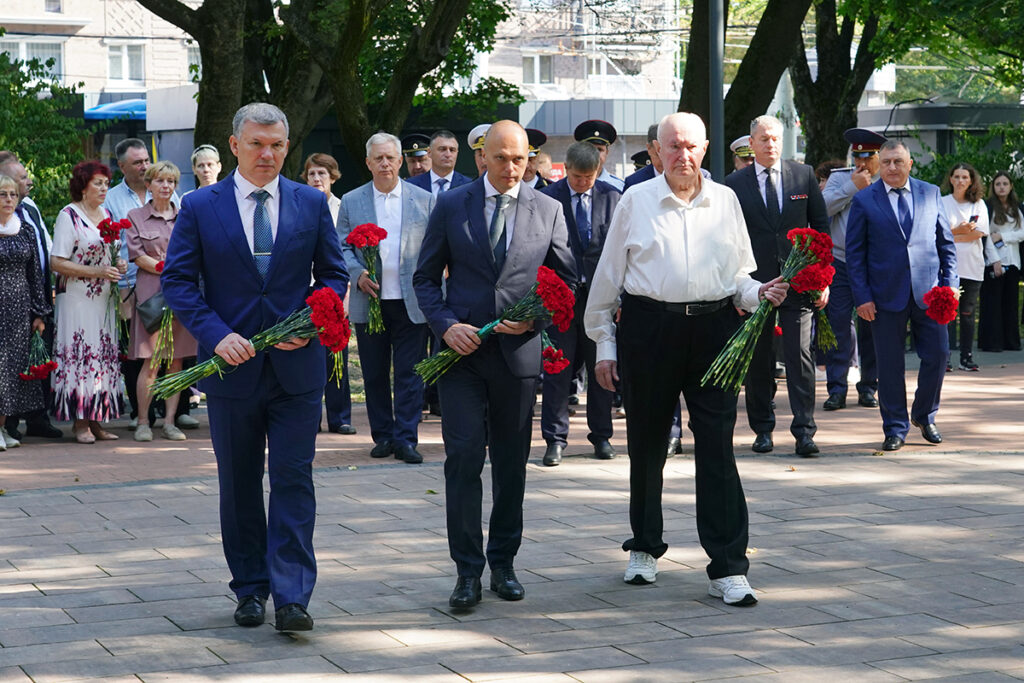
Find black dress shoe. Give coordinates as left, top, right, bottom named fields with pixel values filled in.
left=666, top=437, right=681, bottom=459
left=370, top=440, right=394, bottom=458
left=882, top=435, right=904, bottom=451
left=858, top=391, right=879, bottom=408
left=395, top=444, right=424, bottom=464
left=752, top=433, right=773, bottom=453
left=911, top=419, right=942, bottom=444
left=330, top=424, right=357, bottom=435
left=489, top=565, right=525, bottom=601
left=593, top=439, right=615, bottom=460
left=568, top=394, right=580, bottom=406
left=428, top=402, right=442, bottom=417
left=542, top=443, right=563, bottom=467
left=233, top=594, right=266, bottom=627
left=274, top=603, right=313, bottom=631
left=449, top=576, right=482, bottom=609
left=823, top=393, right=846, bottom=411
left=795, top=436, right=820, bottom=457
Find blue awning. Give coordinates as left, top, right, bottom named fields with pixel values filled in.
left=84, top=99, right=146, bottom=120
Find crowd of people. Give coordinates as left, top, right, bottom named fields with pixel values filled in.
left=0, top=102, right=1021, bottom=629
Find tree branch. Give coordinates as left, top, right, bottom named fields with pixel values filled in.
left=136, top=0, right=199, bottom=37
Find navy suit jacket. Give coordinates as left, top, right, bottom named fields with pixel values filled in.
left=406, top=171, right=473, bottom=194
left=540, top=178, right=620, bottom=285
left=162, top=174, right=349, bottom=398
left=724, top=159, right=829, bottom=282
left=623, top=164, right=655, bottom=191
left=413, top=177, right=577, bottom=377
left=846, top=177, right=958, bottom=312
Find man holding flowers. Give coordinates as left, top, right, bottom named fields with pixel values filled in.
left=162, top=103, right=348, bottom=632
left=413, top=120, right=576, bottom=611
left=845, top=140, right=958, bottom=452
left=585, top=112, right=788, bottom=606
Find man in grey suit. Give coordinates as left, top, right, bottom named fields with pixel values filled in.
left=338, top=133, right=435, bottom=464
left=413, top=121, right=576, bottom=610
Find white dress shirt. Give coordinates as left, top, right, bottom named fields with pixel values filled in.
left=327, top=193, right=341, bottom=225
left=883, top=179, right=914, bottom=223
left=428, top=170, right=455, bottom=197
left=992, top=210, right=1024, bottom=269
left=941, top=194, right=997, bottom=281
left=373, top=180, right=404, bottom=300
left=753, top=160, right=783, bottom=214
left=232, top=169, right=281, bottom=254
left=482, top=173, right=519, bottom=248
left=585, top=173, right=762, bottom=363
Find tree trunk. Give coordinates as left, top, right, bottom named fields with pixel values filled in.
left=678, top=0, right=712, bottom=126
left=789, top=1, right=881, bottom=168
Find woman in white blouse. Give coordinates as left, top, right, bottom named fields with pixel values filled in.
left=940, top=162, right=1000, bottom=371
left=979, top=171, right=1024, bottom=352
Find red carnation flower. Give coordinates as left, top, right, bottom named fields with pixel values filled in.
left=536, top=266, right=575, bottom=332
left=922, top=285, right=959, bottom=325
left=155, top=260, right=165, bottom=273
left=542, top=345, right=570, bottom=374
left=773, top=325, right=783, bottom=337
left=790, top=263, right=835, bottom=294
left=348, top=223, right=387, bottom=248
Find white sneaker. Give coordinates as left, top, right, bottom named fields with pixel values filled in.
left=162, top=424, right=187, bottom=441
left=134, top=424, right=153, bottom=442
left=1, top=427, right=20, bottom=449
left=175, top=414, right=200, bottom=429
left=708, top=575, right=758, bottom=606
left=624, top=551, right=657, bottom=585
left=128, top=417, right=139, bottom=429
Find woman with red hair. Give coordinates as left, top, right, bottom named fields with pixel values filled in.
left=49, top=160, right=127, bottom=443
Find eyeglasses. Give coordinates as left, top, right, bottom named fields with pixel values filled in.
left=0, top=191, right=19, bottom=200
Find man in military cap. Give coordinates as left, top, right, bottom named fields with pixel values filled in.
left=730, top=135, right=755, bottom=172
left=468, top=124, right=491, bottom=177
left=821, top=127, right=886, bottom=411
left=402, top=133, right=432, bottom=178
left=407, top=130, right=472, bottom=197
left=631, top=150, right=650, bottom=172
left=624, top=124, right=662, bottom=190
left=523, top=128, right=550, bottom=189
left=575, top=119, right=624, bottom=191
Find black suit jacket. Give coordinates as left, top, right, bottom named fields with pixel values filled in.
left=623, top=164, right=655, bottom=190
left=413, top=178, right=577, bottom=378
left=724, top=159, right=829, bottom=281
left=540, top=178, right=620, bottom=285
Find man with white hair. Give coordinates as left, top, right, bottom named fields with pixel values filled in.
left=337, top=132, right=434, bottom=464
left=586, top=112, right=788, bottom=606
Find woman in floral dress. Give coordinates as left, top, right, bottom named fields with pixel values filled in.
left=0, top=175, right=50, bottom=450
left=50, top=161, right=127, bottom=443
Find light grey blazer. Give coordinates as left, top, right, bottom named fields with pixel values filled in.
left=336, top=181, right=434, bottom=325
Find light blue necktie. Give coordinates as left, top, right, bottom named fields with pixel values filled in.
left=251, top=189, right=272, bottom=278
left=436, top=178, right=449, bottom=194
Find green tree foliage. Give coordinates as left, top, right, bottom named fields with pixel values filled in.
left=0, top=44, right=93, bottom=225
left=913, top=124, right=1024, bottom=189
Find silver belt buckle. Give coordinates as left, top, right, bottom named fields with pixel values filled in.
left=685, top=303, right=699, bottom=316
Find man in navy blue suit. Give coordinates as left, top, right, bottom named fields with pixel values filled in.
left=162, top=103, right=348, bottom=632
left=623, top=124, right=661, bottom=191
left=414, top=120, right=576, bottom=611
left=846, top=140, right=957, bottom=452
left=406, top=130, right=473, bottom=197
left=539, top=141, right=620, bottom=466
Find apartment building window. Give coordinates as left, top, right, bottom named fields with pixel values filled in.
left=522, top=54, right=553, bottom=84
left=0, top=39, right=64, bottom=81
left=187, top=46, right=202, bottom=80
left=588, top=57, right=607, bottom=76
left=45, top=0, right=63, bottom=12
left=108, top=44, right=144, bottom=84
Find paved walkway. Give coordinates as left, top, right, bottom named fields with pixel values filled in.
left=1, top=352, right=1023, bottom=681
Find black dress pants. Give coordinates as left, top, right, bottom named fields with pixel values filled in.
left=618, top=294, right=750, bottom=580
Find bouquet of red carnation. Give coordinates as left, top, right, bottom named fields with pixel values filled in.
left=150, top=287, right=350, bottom=400
left=702, top=228, right=834, bottom=394
left=345, top=222, right=388, bottom=334
left=18, top=331, right=58, bottom=381
left=541, top=330, right=571, bottom=374
left=97, top=217, right=131, bottom=317
left=416, top=266, right=575, bottom=385
left=923, top=285, right=959, bottom=325
left=789, top=257, right=838, bottom=351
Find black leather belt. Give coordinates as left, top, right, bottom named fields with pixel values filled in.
left=625, top=293, right=731, bottom=316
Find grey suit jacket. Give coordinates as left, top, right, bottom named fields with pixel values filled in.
left=337, top=181, right=435, bottom=325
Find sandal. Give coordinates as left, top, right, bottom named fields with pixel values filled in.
left=89, top=422, right=120, bottom=441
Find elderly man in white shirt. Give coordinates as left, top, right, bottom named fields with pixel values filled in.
left=585, top=112, right=788, bottom=608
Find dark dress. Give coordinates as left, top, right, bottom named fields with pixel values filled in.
left=0, top=210, right=50, bottom=416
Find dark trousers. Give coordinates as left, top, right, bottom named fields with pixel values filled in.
left=978, top=265, right=1021, bottom=351
left=354, top=300, right=428, bottom=448
left=825, top=260, right=878, bottom=396
left=872, top=293, right=948, bottom=439
left=541, top=290, right=613, bottom=446
left=618, top=294, right=749, bottom=579
left=948, top=278, right=982, bottom=360
left=744, top=294, right=816, bottom=439
left=323, top=344, right=352, bottom=428
left=206, top=360, right=320, bottom=607
left=439, top=343, right=536, bottom=578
